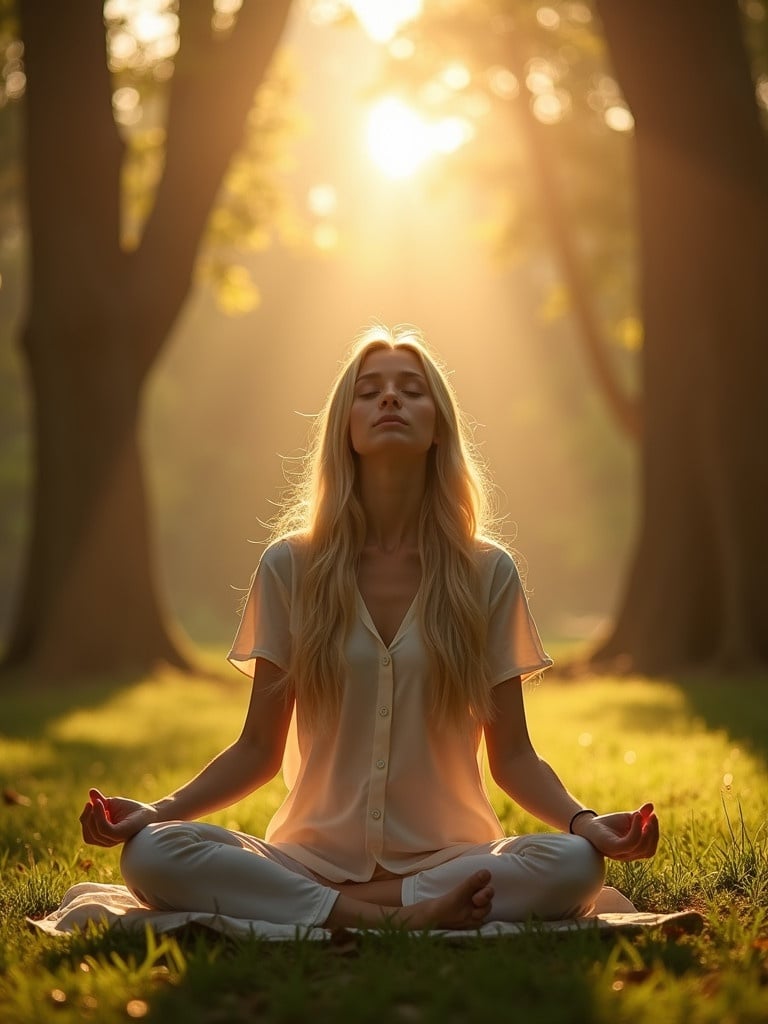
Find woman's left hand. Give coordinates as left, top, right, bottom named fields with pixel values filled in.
left=574, top=803, right=659, bottom=860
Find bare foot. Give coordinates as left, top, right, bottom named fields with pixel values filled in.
left=324, top=869, right=494, bottom=932
left=408, top=869, right=494, bottom=930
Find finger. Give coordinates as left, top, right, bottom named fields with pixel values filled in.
left=604, top=813, right=644, bottom=856
left=639, top=802, right=654, bottom=822
left=620, top=813, right=660, bottom=860
left=88, top=799, right=120, bottom=844
left=640, top=814, right=660, bottom=856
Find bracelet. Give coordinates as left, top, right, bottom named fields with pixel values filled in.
left=569, top=808, right=597, bottom=834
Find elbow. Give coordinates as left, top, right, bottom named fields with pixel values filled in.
left=488, top=757, right=512, bottom=791
left=488, top=749, right=538, bottom=793
left=234, top=735, right=284, bottom=785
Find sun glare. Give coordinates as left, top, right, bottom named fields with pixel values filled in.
left=348, top=0, right=423, bottom=42
left=366, top=97, right=474, bottom=179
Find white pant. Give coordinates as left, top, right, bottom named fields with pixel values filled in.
left=121, top=822, right=605, bottom=928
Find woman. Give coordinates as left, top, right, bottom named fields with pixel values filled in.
left=80, top=324, right=658, bottom=932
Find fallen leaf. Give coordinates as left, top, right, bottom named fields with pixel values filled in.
left=3, top=787, right=32, bottom=807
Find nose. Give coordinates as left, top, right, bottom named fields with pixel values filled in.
left=379, top=384, right=401, bottom=408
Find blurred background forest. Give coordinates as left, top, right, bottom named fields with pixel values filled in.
left=1, top=0, right=766, bottom=673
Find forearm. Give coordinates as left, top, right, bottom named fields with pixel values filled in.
left=152, top=739, right=277, bottom=823
left=492, top=749, right=591, bottom=833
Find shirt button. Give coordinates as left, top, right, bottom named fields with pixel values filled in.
left=381, top=654, right=391, bottom=666
left=376, top=759, right=386, bottom=769
left=371, top=809, right=381, bottom=820
left=379, top=706, right=389, bottom=717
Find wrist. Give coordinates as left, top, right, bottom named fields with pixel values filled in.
left=568, top=808, right=598, bottom=835
left=151, top=797, right=175, bottom=821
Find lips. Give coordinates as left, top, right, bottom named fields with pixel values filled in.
left=374, top=415, right=407, bottom=426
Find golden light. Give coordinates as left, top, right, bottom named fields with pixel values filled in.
left=532, top=92, right=564, bottom=125
left=526, top=66, right=556, bottom=95
left=564, top=2, right=592, bottom=23
left=348, top=0, right=423, bottom=43
left=366, top=97, right=431, bottom=179
left=604, top=105, right=634, bottom=132
left=112, top=85, right=142, bottom=126
left=132, top=8, right=178, bottom=45
left=440, top=62, right=471, bottom=91
left=431, top=116, right=474, bottom=154
left=307, top=184, right=338, bottom=217
left=366, top=97, right=474, bottom=179
left=488, top=66, right=519, bottom=100
left=536, top=6, right=561, bottom=30
left=313, top=223, right=339, bottom=251
left=389, top=37, right=416, bottom=59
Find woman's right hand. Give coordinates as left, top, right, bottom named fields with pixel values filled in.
left=79, top=788, right=160, bottom=847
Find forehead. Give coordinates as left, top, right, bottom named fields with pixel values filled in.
left=357, top=347, right=426, bottom=379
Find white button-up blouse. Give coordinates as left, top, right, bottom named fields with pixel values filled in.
left=227, top=537, right=552, bottom=883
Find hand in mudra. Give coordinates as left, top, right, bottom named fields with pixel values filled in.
left=79, top=788, right=158, bottom=847
left=577, top=803, right=659, bottom=861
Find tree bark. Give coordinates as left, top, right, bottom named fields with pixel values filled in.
left=4, top=0, right=292, bottom=678
left=592, top=0, right=768, bottom=671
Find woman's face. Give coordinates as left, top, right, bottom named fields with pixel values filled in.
left=349, top=347, right=437, bottom=459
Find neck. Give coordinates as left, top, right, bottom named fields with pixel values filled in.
left=357, top=458, right=426, bottom=551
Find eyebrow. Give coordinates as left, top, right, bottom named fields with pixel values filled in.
left=355, top=370, right=427, bottom=383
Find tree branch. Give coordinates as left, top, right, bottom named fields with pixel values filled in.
left=506, top=30, right=642, bottom=441
left=134, top=0, right=293, bottom=366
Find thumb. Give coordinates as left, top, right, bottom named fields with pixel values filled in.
left=89, top=789, right=113, bottom=823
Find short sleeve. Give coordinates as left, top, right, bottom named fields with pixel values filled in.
left=484, top=548, right=553, bottom=685
left=227, top=540, right=294, bottom=678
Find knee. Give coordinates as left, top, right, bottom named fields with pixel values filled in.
left=544, top=834, right=605, bottom=915
left=515, top=833, right=604, bottom=918
left=560, top=835, right=605, bottom=893
left=120, top=822, right=184, bottom=908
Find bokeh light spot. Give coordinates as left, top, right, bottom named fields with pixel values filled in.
left=349, top=0, right=423, bottom=43
left=488, top=66, right=519, bottom=100
left=536, top=6, right=561, bottom=30
left=532, top=92, right=564, bottom=124
left=604, top=105, right=634, bottom=132
left=441, top=62, right=471, bottom=91
left=307, top=184, right=338, bottom=217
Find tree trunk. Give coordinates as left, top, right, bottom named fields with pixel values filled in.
left=6, top=305, right=190, bottom=676
left=3, top=0, right=292, bottom=679
left=592, top=0, right=768, bottom=671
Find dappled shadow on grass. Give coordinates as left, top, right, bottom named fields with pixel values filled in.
left=0, top=657, right=236, bottom=743
left=27, top=922, right=713, bottom=1024
left=549, top=666, right=768, bottom=764
left=670, top=671, right=768, bottom=761
left=37, top=926, right=614, bottom=1024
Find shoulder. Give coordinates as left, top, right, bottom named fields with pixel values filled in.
left=257, top=533, right=309, bottom=581
left=472, top=536, right=522, bottom=580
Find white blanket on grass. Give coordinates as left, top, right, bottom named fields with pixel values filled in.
left=28, top=883, right=701, bottom=940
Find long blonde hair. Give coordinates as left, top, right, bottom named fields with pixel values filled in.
left=274, top=324, right=498, bottom=730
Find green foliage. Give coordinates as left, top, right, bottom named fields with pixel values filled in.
left=1, top=669, right=767, bottom=1022
left=352, top=0, right=768, bottom=372
left=364, top=0, right=641, bottom=354
left=105, top=3, right=302, bottom=314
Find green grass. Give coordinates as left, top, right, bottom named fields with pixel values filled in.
left=2, top=664, right=767, bottom=1023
